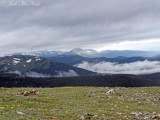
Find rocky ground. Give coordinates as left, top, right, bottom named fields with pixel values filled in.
left=0, top=87, right=159, bottom=120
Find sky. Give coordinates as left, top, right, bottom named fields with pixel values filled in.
left=1, top=0, right=160, bottom=55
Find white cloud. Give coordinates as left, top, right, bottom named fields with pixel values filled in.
left=1, top=0, right=160, bottom=54
left=95, top=39, right=160, bottom=51
left=24, top=71, right=52, bottom=78
left=54, top=70, right=78, bottom=77
left=9, top=71, right=52, bottom=78
left=75, top=60, right=160, bottom=75
left=9, top=70, right=22, bottom=76
left=9, top=70, right=78, bottom=78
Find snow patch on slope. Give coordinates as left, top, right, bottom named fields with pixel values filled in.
left=34, top=57, right=41, bottom=61
left=26, top=59, right=32, bottom=63
left=13, top=58, right=21, bottom=65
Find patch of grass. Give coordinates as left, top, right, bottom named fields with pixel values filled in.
left=0, top=87, right=159, bottom=120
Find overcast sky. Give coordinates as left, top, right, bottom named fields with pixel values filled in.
left=0, top=0, right=160, bottom=55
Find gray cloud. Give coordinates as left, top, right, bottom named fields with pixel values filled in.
left=24, top=71, right=52, bottom=78
left=75, top=60, right=160, bottom=75
left=9, top=71, right=52, bottom=78
left=9, top=70, right=78, bottom=78
left=0, top=0, right=160, bottom=54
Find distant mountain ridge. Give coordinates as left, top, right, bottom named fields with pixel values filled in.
left=7, top=48, right=160, bottom=58
left=64, top=48, right=97, bottom=57
left=0, top=55, right=95, bottom=77
left=49, top=55, right=160, bottom=66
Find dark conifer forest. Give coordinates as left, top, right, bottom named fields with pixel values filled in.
left=0, top=74, right=159, bottom=88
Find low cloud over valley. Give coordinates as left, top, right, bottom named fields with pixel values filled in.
left=75, top=60, right=160, bottom=75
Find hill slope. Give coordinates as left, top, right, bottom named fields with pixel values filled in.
left=0, top=55, right=95, bottom=77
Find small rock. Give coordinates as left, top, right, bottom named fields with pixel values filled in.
left=152, top=114, right=160, bottom=120
left=23, top=91, right=30, bottom=96
left=17, top=89, right=39, bottom=96
left=16, top=111, right=25, bottom=115
left=131, top=112, right=139, bottom=116
left=144, top=116, right=150, bottom=120
left=79, top=115, right=85, bottom=120
left=106, top=89, right=115, bottom=95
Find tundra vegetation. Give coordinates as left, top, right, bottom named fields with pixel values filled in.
left=0, top=87, right=159, bottom=120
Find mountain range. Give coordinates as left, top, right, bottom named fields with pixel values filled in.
left=2, top=47, right=160, bottom=79
left=8, top=48, right=160, bottom=58
left=0, top=54, right=160, bottom=86
left=49, top=55, right=160, bottom=66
